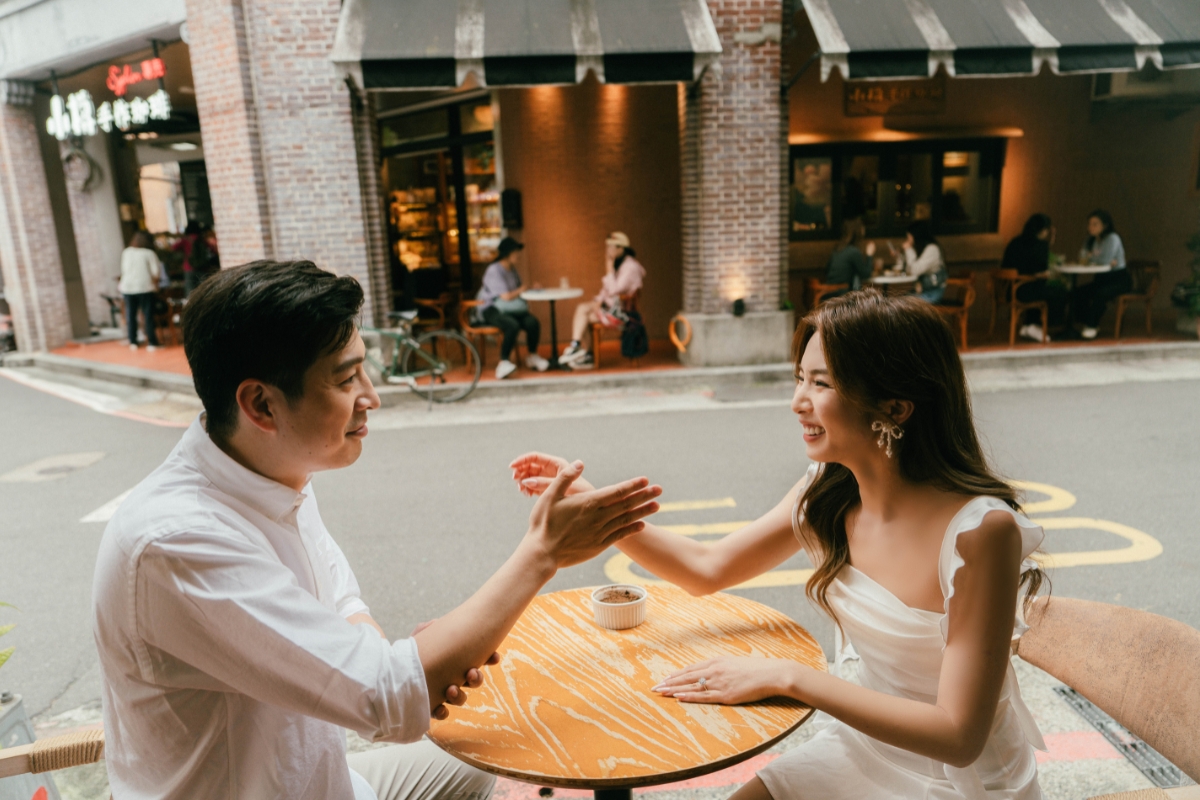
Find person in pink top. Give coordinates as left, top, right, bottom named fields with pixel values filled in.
left=560, top=231, right=645, bottom=369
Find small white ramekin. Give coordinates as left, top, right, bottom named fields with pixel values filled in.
left=591, top=584, right=648, bottom=630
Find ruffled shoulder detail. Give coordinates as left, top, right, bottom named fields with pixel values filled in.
left=791, top=462, right=823, bottom=546
left=938, top=497, right=1045, bottom=645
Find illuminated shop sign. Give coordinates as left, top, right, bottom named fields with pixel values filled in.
left=46, top=88, right=171, bottom=140
left=106, top=58, right=166, bottom=97
left=45, top=56, right=172, bottom=140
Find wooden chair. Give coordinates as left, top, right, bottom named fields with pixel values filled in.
left=804, top=278, right=848, bottom=311
left=589, top=290, right=641, bottom=370
left=0, top=727, right=105, bottom=782
left=989, top=268, right=1047, bottom=345
left=933, top=277, right=976, bottom=350
left=1015, top=596, right=1200, bottom=786
left=1114, top=260, right=1160, bottom=339
left=154, top=287, right=185, bottom=347
left=413, top=294, right=452, bottom=332
left=458, top=300, right=522, bottom=367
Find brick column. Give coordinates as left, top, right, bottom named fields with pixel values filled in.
left=187, top=0, right=381, bottom=320
left=680, top=0, right=786, bottom=315
left=0, top=90, right=74, bottom=351
left=61, top=142, right=114, bottom=325
left=185, top=0, right=274, bottom=265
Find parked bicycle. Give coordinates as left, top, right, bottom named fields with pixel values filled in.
left=361, top=310, right=481, bottom=403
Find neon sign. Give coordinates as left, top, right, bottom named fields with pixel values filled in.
left=46, top=88, right=172, bottom=140
left=105, top=58, right=166, bottom=97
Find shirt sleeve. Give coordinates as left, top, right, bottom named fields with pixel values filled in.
left=134, top=529, right=430, bottom=744
left=905, top=244, right=942, bottom=277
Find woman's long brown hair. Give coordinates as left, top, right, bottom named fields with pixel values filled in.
left=794, top=290, right=1047, bottom=624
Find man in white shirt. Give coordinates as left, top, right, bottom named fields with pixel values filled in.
left=93, top=260, right=661, bottom=800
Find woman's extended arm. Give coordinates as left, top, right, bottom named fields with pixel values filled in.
left=510, top=453, right=807, bottom=595
left=656, top=510, right=1023, bottom=768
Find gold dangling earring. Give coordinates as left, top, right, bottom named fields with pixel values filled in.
left=871, top=420, right=904, bottom=458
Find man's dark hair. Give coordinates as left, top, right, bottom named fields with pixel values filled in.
left=182, top=260, right=364, bottom=442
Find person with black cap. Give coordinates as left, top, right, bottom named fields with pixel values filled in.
left=477, top=237, right=549, bottom=379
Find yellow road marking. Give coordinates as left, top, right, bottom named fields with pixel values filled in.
left=606, top=481, right=1163, bottom=589
left=1011, top=481, right=1077, bottom=514
left=657, top=497, right=737, bottom=513
left=1030, top=517, right=1163, bottom=568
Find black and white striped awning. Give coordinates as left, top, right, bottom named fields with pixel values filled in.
left=800, top=0, right=1200, bottom=80
left=332, top=0, right=722, bottom=89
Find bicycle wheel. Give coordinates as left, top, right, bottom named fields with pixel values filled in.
left=399, top=329, right=481, bottom=402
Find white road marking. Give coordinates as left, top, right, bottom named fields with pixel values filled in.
left=80, top=489, right=134, bottom=523
left=0, top=452, right=106, bottom=483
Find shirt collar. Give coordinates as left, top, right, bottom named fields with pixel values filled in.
left=182, top=416, right=307, bottom=523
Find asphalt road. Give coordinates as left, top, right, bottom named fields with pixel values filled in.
left=2, top=370, right=1198, bottom=721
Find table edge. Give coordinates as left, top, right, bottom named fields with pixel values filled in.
left=428, top=704, right=817, bottom=790
left=521, top=289, right=585, bottom=300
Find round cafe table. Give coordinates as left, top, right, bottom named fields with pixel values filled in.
left=868, top=274, right=918, bottom=296
left=522, top=287, right=584, bottom=369
left=428, top=586, right=825, bottom=800
left=1054, top=263, right=1114, bottom=338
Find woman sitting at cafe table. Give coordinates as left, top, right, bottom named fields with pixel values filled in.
left=894, top=220, right=947, bottom=304
left=1072, top=208, right=1129, bottom=340
left=1002, top=213, right=1068, bottom=342
left=824, top=218, right=875, bottom=296
left=511, top=290, right=1049, bottom=800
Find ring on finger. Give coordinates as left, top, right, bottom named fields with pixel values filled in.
left=698, top=677, right=708, bottom=691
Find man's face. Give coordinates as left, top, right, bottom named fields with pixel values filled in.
left=275, top=331, right=380, bottom=474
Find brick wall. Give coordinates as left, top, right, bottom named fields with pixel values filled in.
left=188, top=0, right=380, bottom=320
left=60, top=142, right=114, bottom=325
left=0, top=102, right=74, bottom=351
left=681, top=0, right=787, bottom=314
left=185, top=0, right=274, bottom=266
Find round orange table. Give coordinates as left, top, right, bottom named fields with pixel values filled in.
left=428, top=586, right=826, bottom=800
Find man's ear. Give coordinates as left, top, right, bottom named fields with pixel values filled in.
left=234, top=379, right=282, bottom=434
left=882, top=399, right=915, bottom=426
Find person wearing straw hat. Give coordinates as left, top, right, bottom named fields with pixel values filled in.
left=560, top=232, right=646, bottom=369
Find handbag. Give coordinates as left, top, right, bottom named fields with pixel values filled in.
left=493, top=297, right=529, bottom=314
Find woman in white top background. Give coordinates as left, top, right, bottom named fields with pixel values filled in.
left=511, top=290, right=1048, bottom=799
left=894, top=220, right=948, bottom=304
left=1072, top=209, right=1129, bottom=340
left=118, top=230, right=162, bottom=351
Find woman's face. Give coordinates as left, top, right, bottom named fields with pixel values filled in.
left=605, top=242, right=624, bottom=261
left=1087, top=216, right=1105, bottom=238
left=792, top=332, right=876, bottom=464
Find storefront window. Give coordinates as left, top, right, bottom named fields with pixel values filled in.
left=380, top=109, right=449, bottom=150
left=790, top=139, right=1004, bottom=240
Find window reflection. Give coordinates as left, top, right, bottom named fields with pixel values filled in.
left=791, top=157, right=832, bottom=233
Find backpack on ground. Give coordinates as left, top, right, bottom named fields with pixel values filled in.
left=620, top=310, right=649, bottom=359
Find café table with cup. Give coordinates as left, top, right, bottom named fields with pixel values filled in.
left=427, top=584, right=825, bottom=800
left=868, top=272, right=918, bottom=296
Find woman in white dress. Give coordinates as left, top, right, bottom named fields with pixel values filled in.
left=511, top=289, right=1048, bottom=799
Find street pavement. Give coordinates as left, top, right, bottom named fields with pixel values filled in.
left=1, top=360, right=1197, bottom=799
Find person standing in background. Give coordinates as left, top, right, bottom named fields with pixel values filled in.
left=1072, top=209, right=1129, bottom=340
left=174, top=221, right=204, bottom=296
left=1002, top=213, right=1067, bottom=342
left=119, top=230, right=162, bottom=352
left=560, top=232, right=646, bottom=369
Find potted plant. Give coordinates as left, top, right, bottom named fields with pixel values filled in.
left=1171, top=229, right=1200, bottom=337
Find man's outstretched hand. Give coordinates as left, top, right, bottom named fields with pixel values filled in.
left=522, top=457, right=660, bottom=569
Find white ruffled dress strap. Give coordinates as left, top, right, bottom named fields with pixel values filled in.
left=936, top=497, right=1048, bottom=800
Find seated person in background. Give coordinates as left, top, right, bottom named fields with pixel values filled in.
left=1072, top=209, right=1129, bottom=340
left=1002, top=213, right=1067, bottom=342
left=825, top=218, right=875, bottom=295
left=560, top=231, right=646, bottom=370
left=477, top=237, right=550, bottom=379
left=94, top=260, right=660, bottom=800
left=894, top=220, right=947, bottom=304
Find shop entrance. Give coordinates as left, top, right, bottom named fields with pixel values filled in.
left=378, top=91, right=499, bottom=312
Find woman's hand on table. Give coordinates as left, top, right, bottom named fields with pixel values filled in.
left=523, top=459, right=661, bottom=569
left=413, top=619, right=501, bottom=720
left=652, top=656, right=805, bottom=705
left=510, top=452, right=596, bottom=496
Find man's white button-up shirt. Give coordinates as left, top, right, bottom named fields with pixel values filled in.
left=93, top=418, right=430, bottom=800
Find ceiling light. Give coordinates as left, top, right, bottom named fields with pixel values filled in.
left=169, top=142, right=199, bottom=151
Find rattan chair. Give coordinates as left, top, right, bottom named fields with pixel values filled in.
left=989, top=268, right=1047, bottom=345
left=933, top=277, right=976, bottom=350
left=1015, top=596, right=1199, bottom=786
left=589, top=290, right=641, bottom=370
left=458, top=300, right=521, bottom=367
left=1114, top=260, right=1160, bottom=339
left=0, top=727, right=105, bottom=781
left=805, top=278, right=848, bottom=311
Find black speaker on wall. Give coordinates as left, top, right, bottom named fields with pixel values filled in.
left=501, top=188, right=523, bottom=229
